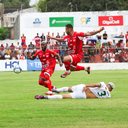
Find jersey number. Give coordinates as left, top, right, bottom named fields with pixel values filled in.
left=97, top=91, right=106, bottom=97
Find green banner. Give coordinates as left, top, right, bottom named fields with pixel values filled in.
left=49, top=17, right=74, bottom=27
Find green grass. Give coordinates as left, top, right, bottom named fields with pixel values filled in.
left=0, top=70, right=128, bottom=128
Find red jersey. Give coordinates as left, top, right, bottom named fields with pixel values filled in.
left=34, top=49, right=57, bottom=70
left=34, top=36, right=41, bottom=43
left=34, top=36, right=41, bottom=49
left=125, top=34, right=128, bottom=40
left=21, top=36, right=26, bottom=43
left=63, top=32, right=85, bottom=55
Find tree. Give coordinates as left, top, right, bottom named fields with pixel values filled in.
left=0, top=27, right=9, bottom=40
left=37, top=0, right=128, bottom=12
left=1, top=0, right=30, bottom=13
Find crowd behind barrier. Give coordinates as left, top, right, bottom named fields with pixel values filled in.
left=0, top=31, right=128, bottom=63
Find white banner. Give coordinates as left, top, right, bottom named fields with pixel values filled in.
left=0, top=60, right=27, bottom=71
left=0, top=60, right=128, bottom=71
left=78, top=63, right=128, bottom=70
left=20, top=11, right=128, bottom=44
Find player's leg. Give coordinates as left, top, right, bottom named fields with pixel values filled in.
left=70, top=64, right=90, bottom=74
left=61, top=55, right=72, bottom=78
left=38, top=71, right=54, bottom=95
left=54, top=84, right=85, bottom=93
left=35, top=84, right=86, bottom=100
left=35, top=94, right=72, bottom=100
left=38, top=75, right=53, bottom=91
left=70, top=54, right=90, bottom=74
left=52, top=86, right=73, bottom=93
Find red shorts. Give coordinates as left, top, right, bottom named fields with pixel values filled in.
left=69, top=54, right=83, bottom=66
left=40, top=59, right=56, bottom=78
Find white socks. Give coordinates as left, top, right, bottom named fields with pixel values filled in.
left=47, top=95, right=63, bottom=99
left=56, top=87, right=69, bottom=92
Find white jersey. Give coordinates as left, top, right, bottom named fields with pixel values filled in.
left=89, top=82, right=111, bottom=98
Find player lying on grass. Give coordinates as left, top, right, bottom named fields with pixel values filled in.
left=28, top=41, right=63, bottom=95
left=35, top=82, right=115, bottom=100
left=48, top=24, right=104, bottom=78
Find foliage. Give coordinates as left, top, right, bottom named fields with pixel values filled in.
left=1, top=0, right=30, bottom=9
left=0, top=27, right=9, bottom=40
left=37, top=0, right=128, bottom=12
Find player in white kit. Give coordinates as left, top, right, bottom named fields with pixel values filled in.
left=35, top=82, right=115, bottom=100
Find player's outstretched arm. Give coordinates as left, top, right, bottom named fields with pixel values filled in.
left=82, top=83, right=101, bottom=92
left=85, top=83, right=101, bottom=88
left=84, top=27, right=104, bottom=36
left=47, top=35, right=64, bottom=42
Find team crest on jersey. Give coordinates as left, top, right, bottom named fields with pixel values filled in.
left=46, top=55, right=49, bottom=58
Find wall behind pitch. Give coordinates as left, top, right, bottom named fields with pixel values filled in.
left=0, top=60, right=128, bottom=71
left=20, top=11, right=128, bottom=44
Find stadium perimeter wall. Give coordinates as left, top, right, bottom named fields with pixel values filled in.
left=20, top=11, right=128, bottom=44
left=0, top=60, right=128, bottom=71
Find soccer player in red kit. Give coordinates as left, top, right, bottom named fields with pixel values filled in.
left=28, top=41, right=63, bottom=95
left=48, top=24, right=104, bottom=78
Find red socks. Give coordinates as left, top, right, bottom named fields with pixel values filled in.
left=75, top=65, right=85, bottom=71
left=38, top=79, right=53, bottom=91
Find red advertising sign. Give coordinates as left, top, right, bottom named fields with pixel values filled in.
left=98, top=16, right=123, bottom=26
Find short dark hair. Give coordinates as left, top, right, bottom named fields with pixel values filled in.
left=66, top=24, right=73, bottom=28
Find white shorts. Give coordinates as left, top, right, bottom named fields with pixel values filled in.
left=70, top=84, right=86, bottom=99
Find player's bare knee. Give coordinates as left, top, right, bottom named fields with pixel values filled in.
left=63, top=94, right=72, bottom=99
left=63, top=56, right=71, bottom=62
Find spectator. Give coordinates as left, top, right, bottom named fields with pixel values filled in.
left=119, top=32, right=124, bottom=38
left=97, top=35, right=102, bottom=43
left=5, top=43, right=9, bottom=49
left=102, top=52, right=109, bottom=62
left=11, top=51, right=18, bottom=60
left=22, top=43, right=27, bottom=52
left=118, top=50, right=128, bottom=62
left=0, top=44, right=4, bottom=51
left=61, top=32, right=66, bottom=38
left=28, top=42, right=35, bottom=53
left=40, top=33, right=45, bottom=41
left=19, top=53, right=26, bottom=60
left=34, top=33, right=41, bottom=49
left=116, top=40, right=124, bottom=49
left=15, top=42, right=21, bottom=51
left=50, top=33, right=56, bottom=48
left=21, top=34, right=26, bottom=46
left=4, top=53, right=11, bottom=60
left=83, top=49, right=90, bottom=63
left=0, top=44, right=5, bottom=59
left=5, top=48, right=11, bottom=56
left=46, top=32, right=50, bottom=43
left=28, top=42, right=35, bottom=50
left=103, top=31, right=108, bottom=40
left=10, top=43, right=15, bottom=51
left=0, top=53, right=4, bottom=60
left=109, top=52, right=115, bottom=63
left=56, top=32, right=60, bottom=38
left=125, top=31, right=128, bottom=44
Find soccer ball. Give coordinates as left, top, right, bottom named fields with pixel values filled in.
left=13, top=66, right=22, bottom=74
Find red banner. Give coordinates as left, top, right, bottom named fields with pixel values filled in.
left=98, top=16, right=123, bottom=26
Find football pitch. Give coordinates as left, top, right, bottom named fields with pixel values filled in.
left=0, top=70, right=128, bottom=128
